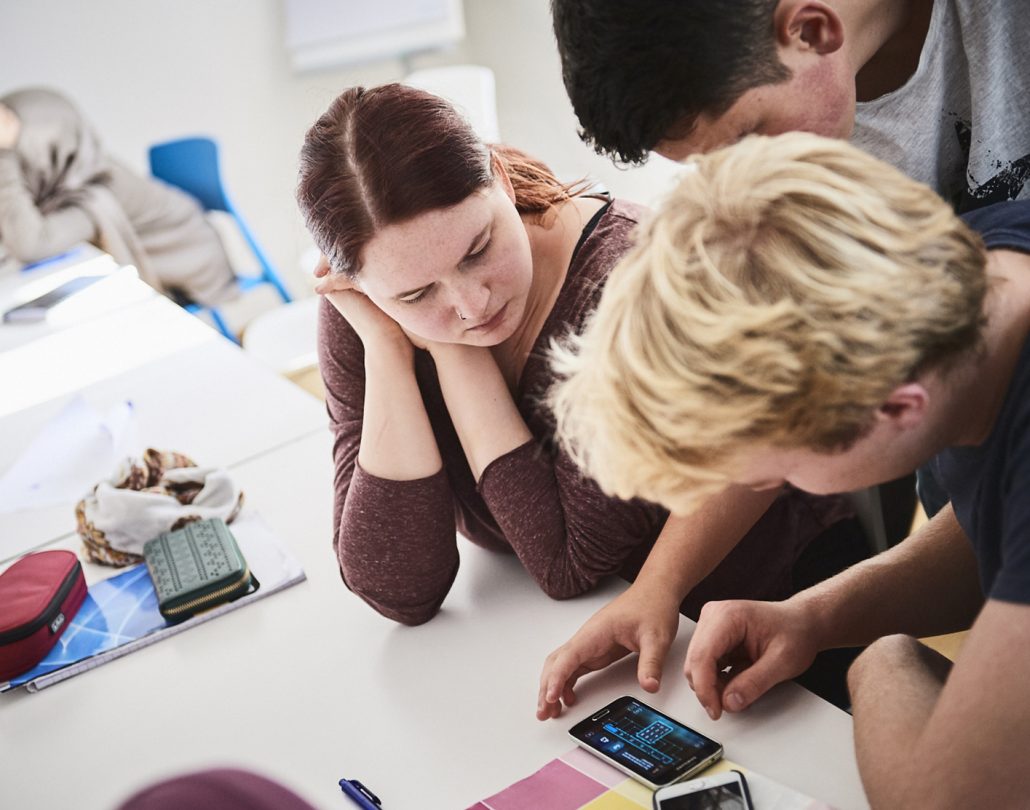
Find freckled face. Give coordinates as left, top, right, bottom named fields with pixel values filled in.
left=654, top=56, right=856, bottom=161
left=356, top=182, right=533, bottom=346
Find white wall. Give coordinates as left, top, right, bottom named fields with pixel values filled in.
left=0, top=0, right=685, bottom=296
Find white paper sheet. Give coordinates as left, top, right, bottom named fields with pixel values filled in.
left=0, top=396, right=138, bottom=514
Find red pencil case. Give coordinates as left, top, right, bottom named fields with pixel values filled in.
left=0, top=550, right=87, bottom=682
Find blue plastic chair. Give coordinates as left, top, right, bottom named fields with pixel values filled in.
left=148, top=137, right=292, bottom=342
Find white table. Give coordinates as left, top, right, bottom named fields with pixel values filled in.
left=0, top=430, right=867, bottom=810
left=0, top=269, right=868, bottom=810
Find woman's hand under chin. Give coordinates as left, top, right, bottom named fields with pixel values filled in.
left=313, top=254, right=411, bottom=357
left=315, top=253, right=419, bottom=357
left=312, top=254, right=348, bottom=295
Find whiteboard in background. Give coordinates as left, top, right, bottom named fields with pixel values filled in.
left=284, top=0, right=465, bottom=72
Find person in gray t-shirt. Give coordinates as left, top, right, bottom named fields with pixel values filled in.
left=552, top=0, right=1029, bottom=210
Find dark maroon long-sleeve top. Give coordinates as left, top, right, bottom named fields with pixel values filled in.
left=318, top=200, right=850, bottom=625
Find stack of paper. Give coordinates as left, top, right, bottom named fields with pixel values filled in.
left=469, top=747, right=834, bottom=810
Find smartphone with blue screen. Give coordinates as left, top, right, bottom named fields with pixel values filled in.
left=568, top=696, right=723, bottom=789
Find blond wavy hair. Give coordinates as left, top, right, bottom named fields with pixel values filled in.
left=550, top=133, right=987, bottom=512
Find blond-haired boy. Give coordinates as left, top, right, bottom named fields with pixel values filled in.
left=539, top=133, right=1030, bottom=807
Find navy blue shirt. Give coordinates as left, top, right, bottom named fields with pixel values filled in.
left=930, top=200, right=1030, bottom=603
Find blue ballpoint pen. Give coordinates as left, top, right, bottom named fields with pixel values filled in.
left=339, top=778, right=383, bottom=809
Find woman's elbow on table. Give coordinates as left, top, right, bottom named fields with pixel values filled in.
left=533, top=560, right=597, bottom=602
left=357, top=592, right=443, bottom=627
left=338, top=556, right=457, bottom=627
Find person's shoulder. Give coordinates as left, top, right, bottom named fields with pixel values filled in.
left=961, top=200, right=1030, bottom=252
left=605, top=197, right=650, bottom=227
left=571, top=198, right=637, bottom=266
left=579, top=198, right=650, bottom=252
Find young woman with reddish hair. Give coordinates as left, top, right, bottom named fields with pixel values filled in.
left=296, top=84, right=860, bottom=643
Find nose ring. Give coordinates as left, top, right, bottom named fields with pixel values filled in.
left=457, top=310, right=468, bottom=321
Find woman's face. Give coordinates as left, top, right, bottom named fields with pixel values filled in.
left=356, top=180, right=533, bottom=346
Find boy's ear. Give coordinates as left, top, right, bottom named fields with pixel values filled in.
left=773, top=0, right=845, bottom=55
left=876, top=383, right=930, bottom=429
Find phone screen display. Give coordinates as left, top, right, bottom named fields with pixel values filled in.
left=569, top=697, right=722, bottom=786
left=656, top=782, right=748, bottom=809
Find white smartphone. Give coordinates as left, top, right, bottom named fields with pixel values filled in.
left=568, top=696, right=723, bottom=790
left=2, top=275, right=106, bottom=323
left=652, top=769, right=753, bottom=809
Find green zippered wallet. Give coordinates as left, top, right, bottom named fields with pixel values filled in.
left=143, top=518, right=257, bottom=623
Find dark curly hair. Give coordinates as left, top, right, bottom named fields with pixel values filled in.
left=551, top=0, right=792, bottom=164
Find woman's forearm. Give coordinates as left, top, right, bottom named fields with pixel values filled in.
left=430, top=343, right=532, bottom=480
left=319, top=300, right=459, bottom=624
left=357, top=343, right=443, bottom=480
left=335, top=343, right=456, bottom=624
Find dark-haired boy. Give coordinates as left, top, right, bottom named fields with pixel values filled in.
left=552, top=0, right=1029, bottom=211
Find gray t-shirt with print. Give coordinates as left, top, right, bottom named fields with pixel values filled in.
left=852, top=0, right=1030, bottom=212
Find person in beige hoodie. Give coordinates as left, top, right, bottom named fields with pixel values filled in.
left=0, top=87, right=236, bottom=306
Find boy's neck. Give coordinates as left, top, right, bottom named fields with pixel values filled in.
left=839, top=0, right=935, bottom=102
